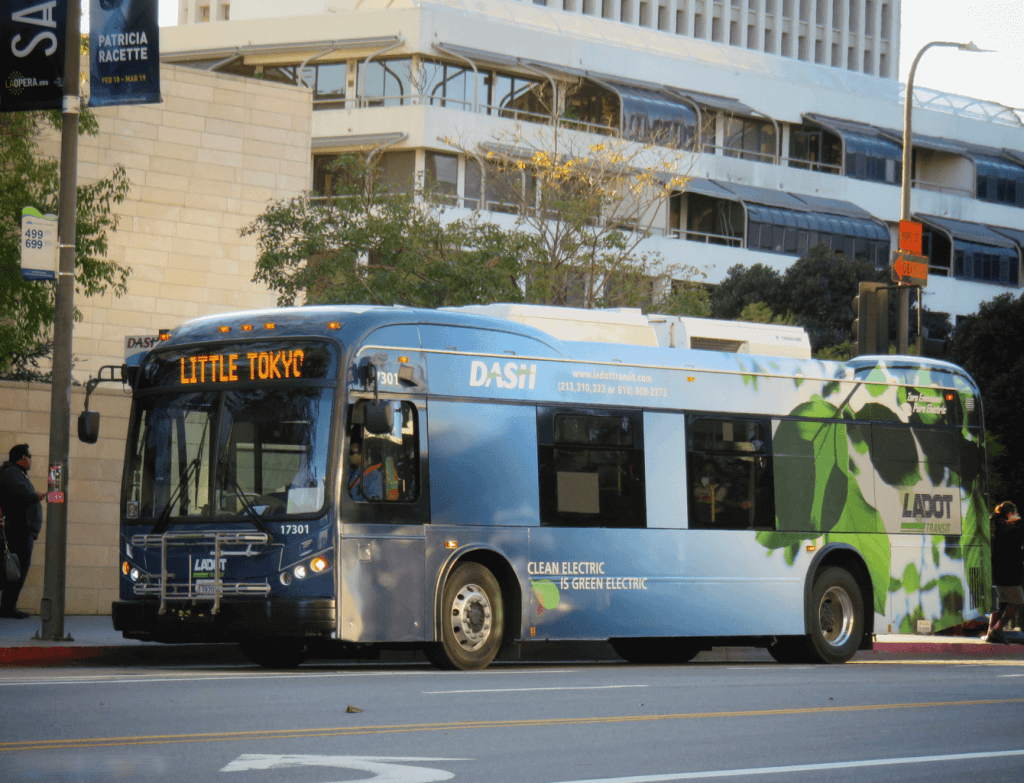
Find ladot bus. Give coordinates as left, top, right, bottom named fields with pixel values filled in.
left=110, top=303, right=990, bottom=669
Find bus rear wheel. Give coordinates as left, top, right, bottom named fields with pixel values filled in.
left=239, top=637, right=310, bottom=669
left=610, top=637, right=700, bottom=664
left=769, top=567, right=864, bottom=664
left=427, top=563, right=504, bottom=671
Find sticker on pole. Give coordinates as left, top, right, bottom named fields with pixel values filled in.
left=20, top=207, right=58, bottom=280
left=891, top=250, right=928, bottom=287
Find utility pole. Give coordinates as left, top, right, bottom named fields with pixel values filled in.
left=39, top=0, right=81, bottom=642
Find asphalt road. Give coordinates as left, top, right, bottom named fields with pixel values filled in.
left=2, top=658, right=1023, bottom=783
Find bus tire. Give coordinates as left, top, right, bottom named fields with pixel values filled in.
left=427, top=562, right=504, bottom=671
left=610, top=637, right=700, bottom=664
left=806, top=566, right=864, bottom=664
left=239, top=637, right=310, bottom=669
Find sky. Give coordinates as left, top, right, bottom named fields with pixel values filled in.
left=151, top=0, right=1024, bottom=110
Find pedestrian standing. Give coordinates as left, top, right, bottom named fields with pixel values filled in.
left=984, top=501, right=1024, bottom=644
left=0, top=444, right=45, bottom=619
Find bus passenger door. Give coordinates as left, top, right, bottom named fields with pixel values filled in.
left=339, top=397, right=429, bottom=643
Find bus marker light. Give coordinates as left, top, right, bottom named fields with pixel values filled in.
left=294, top=565, right=308, bottom=579
left=444, top=540, right=458, bottom=549
left=328, top=322, right=341, bottom=330
left=687, top=376, right=695, bottom=382
left=399, top=356, right=408, bottom=363
left=263, top=323, right=276, bottom=330
left=218, top=326, right=230, bottom=333
left=241, top=324, right=253, bottom=331
left=311, top=557, right=328, bottom=573
left=158, top=330, right=171, bottom=341
left=945, top=393, right=954, bottom=401
left=122, top=561, right=130, bottom=576
left=806, top=545, right=816, bottom=552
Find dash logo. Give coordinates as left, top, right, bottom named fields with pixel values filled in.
left=469, top=360, right=537, bottom=390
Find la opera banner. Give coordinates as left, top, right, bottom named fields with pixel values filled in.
left=88, top=0, right=159, bottom=106
left=1, top=0, right=68, bottom=112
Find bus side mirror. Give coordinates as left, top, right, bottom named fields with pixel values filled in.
left=363, top=401, right=394, bottom=434
left=78, top=411, right=100, bottom=444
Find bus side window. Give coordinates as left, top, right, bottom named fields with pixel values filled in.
left=348, top=400, right=419, bottom=503
left=537, top=407, right=646, bottom=528
left=687, top=417, right=775, bottom=530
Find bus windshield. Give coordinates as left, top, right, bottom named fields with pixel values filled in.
left=124, top=386, right=334, bottom=524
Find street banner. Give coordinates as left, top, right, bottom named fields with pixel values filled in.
left=88, top=0, right=160, bottom=107
left=20, top=206, right=58, bottom=280
left=1, top=0, right=68, bottom=112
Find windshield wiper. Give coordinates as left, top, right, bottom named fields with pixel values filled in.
left=151, top=415, right=211, bottom=536
left=217, top=458, right=275, bottom=540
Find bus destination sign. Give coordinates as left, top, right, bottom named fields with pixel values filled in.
left=179, top=349, right=307, bottom=384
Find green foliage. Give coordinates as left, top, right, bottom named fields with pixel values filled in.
left=949, top=292, right=1024, bottom=502
left=711, top=246, right=887, bottom=352
left=737, top=301, right=800, bottom=326
left=243, top=155, right=534, bottom=308
left=0, top=111, right=131, bottom=375
left=245, top=151, right=711, bottom=317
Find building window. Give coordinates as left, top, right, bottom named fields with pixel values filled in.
left=658, top=4, right=669, bottom=29
left=975, top=156, right=1024, bottom=208
left=419, top=60, right=478, bottom=110
left=200, top=5, right=210, bottom=22
left=303, top=61, right=347, bottom=110
left=640, top=1, right=651, bottom=25
left=880, top=2, right=890, bottom=38
left=537, top=407, right=646, bottom=529
left=378, top=151, right=417, bottom=194
left=687, top=416, right=775, bottom=530
left=424, top=151, right=459, bottom=202
left=695, top=12, right=705, bottom=36
left=721, top=115, right=777, bottom=163
left=712, top=16, right=723, bottom=41
left=359, top=59, right=413, bottom=107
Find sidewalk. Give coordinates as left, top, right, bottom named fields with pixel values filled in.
left=1, top=614, right=1022, bottom=668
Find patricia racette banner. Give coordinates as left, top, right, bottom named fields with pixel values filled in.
left=1, top=0, right=68, bottom=112
left=88, top=0, right=160, bottom=106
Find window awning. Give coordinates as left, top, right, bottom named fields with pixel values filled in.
left=988, top=225, right=1024, bottom=249
left=432, top=42, right=523, bottom=71
left=916, top=214, right=1018, bottom=250
left=592, top=77, right=697, bottom=144
left=805, top=113, right=902, bottom=159
left=667, top=88, right=758, bottom=117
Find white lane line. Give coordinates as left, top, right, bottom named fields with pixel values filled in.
left=545, top=748, right=1024, bottom=782
left=425, top=685, right=648, bottom=695
left=997, top=674, right=1024, bottom=677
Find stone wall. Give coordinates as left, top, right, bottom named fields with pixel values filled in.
left=0, top=381, right=131, bottom=616
left=35, top=63, right=312, bottom=384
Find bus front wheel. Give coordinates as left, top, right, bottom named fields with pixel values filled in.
left=427, top=563, right=504, bottom=671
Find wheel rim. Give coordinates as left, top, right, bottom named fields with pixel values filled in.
left=817, top=585, right=855, bottom=648
left=449, top=582, right=492, bottom=652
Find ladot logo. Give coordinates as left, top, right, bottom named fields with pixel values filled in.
left=469, top=360, right=537, bottom=390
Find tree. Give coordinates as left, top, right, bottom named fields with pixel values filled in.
left=710, top=246, right=886, bottom=353
left=446, top=115, right=709, bottom=316
left=948, top=292, right=1024, bottom=502
left=0, top=110, right=131, bottom=375
left=243, top=154, right=536, bottom=308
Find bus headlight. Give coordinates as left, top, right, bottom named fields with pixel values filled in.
left=129, top=566, right=141, bottom=582
left=310, top=556, right=328, bottom=573
left=294, top=565, right=307, bottom=579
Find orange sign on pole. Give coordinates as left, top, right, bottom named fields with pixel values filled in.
left=891, top=250, right=928, bottom=287
left=899, top=220, right=923, bottom=256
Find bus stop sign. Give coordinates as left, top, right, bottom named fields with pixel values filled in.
left=892, top=250, right=928, bottom=287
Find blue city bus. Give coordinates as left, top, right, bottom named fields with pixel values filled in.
left=110, top=303, right=991, bottom=669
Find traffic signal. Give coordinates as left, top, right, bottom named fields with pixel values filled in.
left=852, top=282, right=889, bottom=356
left=918, top=327, right=949, bottom=360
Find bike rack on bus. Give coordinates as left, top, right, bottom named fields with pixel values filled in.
left=130, top=531, right=272, bottom=615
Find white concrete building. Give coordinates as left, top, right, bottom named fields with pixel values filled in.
left=158, top=0, right=1023, bottom=324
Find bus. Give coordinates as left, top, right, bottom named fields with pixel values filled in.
left=109, top=303, right=991, bottom=670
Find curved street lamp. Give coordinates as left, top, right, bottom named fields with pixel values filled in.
left=897, top=40, right=988, bottom=354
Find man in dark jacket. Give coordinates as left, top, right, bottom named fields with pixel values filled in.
left=0, top=444, right=45, bottom=619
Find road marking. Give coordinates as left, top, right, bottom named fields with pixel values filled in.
left=544, top=748, right=1024, bottom=781
left=222, top=753, right=468, bottom=782
left=424, top=685, right=648, bottom=694
left=2, top=697, right=1022, bottom=753
left=997, top=674, right=1024, bottom=677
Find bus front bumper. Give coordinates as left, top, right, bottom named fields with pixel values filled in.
left=111, top=598, right=336, bottom=643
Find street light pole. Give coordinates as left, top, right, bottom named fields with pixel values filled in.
left=899, top=39, right=985, bottom=355
left=39, top=0, right=81, bottom=642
